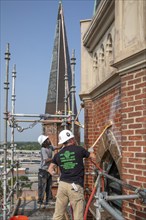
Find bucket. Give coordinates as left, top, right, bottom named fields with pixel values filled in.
left=9, top=216, right=29, bottom=220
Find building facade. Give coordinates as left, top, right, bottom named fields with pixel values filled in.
left=80, top=0, right=146, bottom=219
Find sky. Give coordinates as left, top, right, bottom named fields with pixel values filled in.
left=0, top=0, right=95, bottom=142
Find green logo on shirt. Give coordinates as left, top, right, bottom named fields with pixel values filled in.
left=60, top=151, right=77, bottom=169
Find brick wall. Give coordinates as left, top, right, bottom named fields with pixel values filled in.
left=84, top=69, right=146, bottom=219
left=84, top=86, right=122, bottom=184
left=121, top=69, right=146, bottom=220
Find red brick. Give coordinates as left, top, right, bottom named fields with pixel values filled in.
left=123, top=206, right=134, bottom=214
left=122, top=107, right=134, bottom=113
left=126, top=100, right=142, bottom=106
left=143, top=99, right=146, bottom=104
left=129, top=124, right=142, bottom=129
left=135, top=105, right=145, bottom=111
left=136, top=117, right=145, bottom=122
left=127, top=89, right=141, bottom=96
left=136, top=176, right=146, bottom=182
left=122, top=152, right=134, bottom=157
left=135, top=82, right=146, bottom=88
left=123, top=86, right=134, bottom=92
left=123, top=163, right=135, bottom=168
left=135, top=71, right=145, bottom=77
left=129, top=135, right=142, bottom=141
left=129, top=181, right=142, bottom=188
left=136, top=211, right=146, bottom=218
left=128, top=78, right=141, bottom=85
left=123, top=74, right=134, bottom=81
left=122, top=142, right=135, bottom=146
left=129, top=158, right=142, bottom=163
left=129, top=169, right=142, bottom=175
left=122, top=96, right=134, bottom=102
left=135, top=153, right=146, bottom=158
left=128, top=111, right=142, bottom=117
left=122, top=130, right=134, bottom=135
left=135, top=129, right=146, bottom=135
left=129, top=147, right=142, bottom=151
left=136, top=93, right=146, bottom=100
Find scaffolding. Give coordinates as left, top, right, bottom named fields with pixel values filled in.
left=1, top=44, right=79, bottom=220
left=84, top=164, right=146, bottom=220
left=2, top=43, right=145, bottom=220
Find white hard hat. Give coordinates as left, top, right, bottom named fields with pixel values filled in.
left=38, top=135, right=48, bottom=145
left=58, top=130, right=74, bottom=145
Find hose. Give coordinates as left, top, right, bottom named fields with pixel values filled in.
left=84, top=175, right=100, bottom=220
left=83, top=159, right=104, bottom=220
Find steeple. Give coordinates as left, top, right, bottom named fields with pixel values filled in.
left=45, top=1, right=76, bottom=115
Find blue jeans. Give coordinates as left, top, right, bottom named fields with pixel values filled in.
left=38, top=169, right=52, bottom=204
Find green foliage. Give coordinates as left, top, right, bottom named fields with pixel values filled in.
left=0, top=175, right=33, bottom=198
left=16, top=142, right=40, bottom=150
left=8, top=175, right=33, bottom=190
left=5, top=142, right=40, bottom=150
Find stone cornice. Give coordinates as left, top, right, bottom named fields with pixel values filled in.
left=79, top=71, right=120, bottom=101
left=112, top=49, right=146, bottom=76
left=82, top=0, right=115, bottom=52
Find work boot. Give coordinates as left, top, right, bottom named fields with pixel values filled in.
left=37, top=200, right=43, bottom=208
left=37, top=200, right=43, bottom=204
left=44, top=201, right=49, bottom=205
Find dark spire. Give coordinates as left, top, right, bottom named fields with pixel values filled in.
left=45, top=2, right=76, bottom=115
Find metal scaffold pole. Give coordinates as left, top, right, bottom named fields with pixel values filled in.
left=70, top=49, right=76, bottom=134
left=10, top=65, right=16, bottom=206
left=3, top=43, right=10, bottom=220
left=64, top=65, right=68, bottom=130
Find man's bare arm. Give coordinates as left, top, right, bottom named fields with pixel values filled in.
left=48, top=163, right=57, bottom=176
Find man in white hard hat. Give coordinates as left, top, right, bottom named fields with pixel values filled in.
left=37, top=134, right=57, bottom=207
left=48, top=129, right=95, bottom=220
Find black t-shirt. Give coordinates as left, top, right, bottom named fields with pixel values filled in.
left=52, top=145, right=90, bottom=187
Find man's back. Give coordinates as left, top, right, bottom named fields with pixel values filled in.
left=52, top=145, right=90, bottom=186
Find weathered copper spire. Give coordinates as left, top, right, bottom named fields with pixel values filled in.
left=45, top=1, right=76, bottom=115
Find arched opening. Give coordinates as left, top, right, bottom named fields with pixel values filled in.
left=100, top=150, right=122, bottom=212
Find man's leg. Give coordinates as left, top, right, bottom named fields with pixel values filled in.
left=53, top=181, right=69, bottom=220
left=45, top=175, right=52, bottom=204
left=38, top=170, right=47, bottom=204
left=69, top=184, right=84, bottom=220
